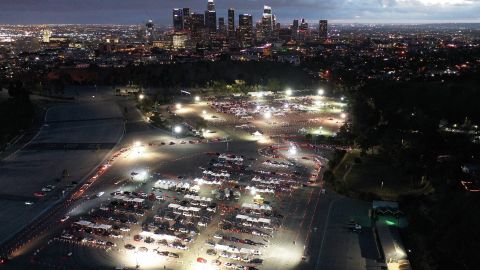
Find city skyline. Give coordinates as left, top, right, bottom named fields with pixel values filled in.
left=1, top=0, right=480, bottom=25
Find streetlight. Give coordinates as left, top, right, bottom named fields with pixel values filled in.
left=134, top=141, right=141, bottom=147
left=289, top=146, right=297, bottom=155
left=264, top=111, right=272, bottom=119
left=176, top=103, right=182, bottom=110
left=285, top=88, right=293, bottom=96
left=138, top=94, right=145, bottom=100
left=317, top=89, right=324, bottom=95
left=194, top=96, right=200, bottom=102
left=340, top=113, right=347, bottom=119
left=202, top=110, right=207, bottom=115
left=174, top=125, right=182, bottom=134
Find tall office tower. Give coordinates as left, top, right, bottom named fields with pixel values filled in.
left=207, top=0, right=215, bottom=11
left=205, top=0, right=217, bottom=33
left=173, top=9, right=184, bottom=31
left=298, top=19, right=310, bottom=41
left=205, top=11, right=217, bottom=33
left=261, top=5, right=273, bottom=41
left=190, top=13, right=206, bottom=43
left=318, top=20, right=328, bottom=38
left=228, top=8, right=235, bottom=38
left=299, top=18, right=308, bottom=31
left=292, top=19, right=299, bottom=39
left=218, top=17, right=226, bottom=34
left=238, top=14, right=253, bottom=47
left=183, top=8, right=191, bottom=30
left=145, top=19, right=155, bottom=44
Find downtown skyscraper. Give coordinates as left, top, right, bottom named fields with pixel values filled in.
left=205, top=0, right=217, bottom=33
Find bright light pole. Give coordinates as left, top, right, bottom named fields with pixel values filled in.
left=174, top=125, right=182, bottom=134
left=285, top=88, right=293, bottom=96
left=289, top=145, right=297, bottom=156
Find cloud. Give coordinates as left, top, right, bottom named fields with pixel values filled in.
left=0, top=0, right=479, bottom=24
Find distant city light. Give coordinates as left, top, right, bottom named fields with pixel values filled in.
left=285, top=88, right=293, bottom=96
left=176, top=103, right=182, bottom=109
left=318, top=89, right=325, bottom=95
left=138, top=94, right=145, bottom=100
left=174, top=125, right=182, bottom=134
left=195, top=96, right=200, bottom=102
left=340, top=113, right=347, bottom=119
left=202, top=110, right=207, bottom=115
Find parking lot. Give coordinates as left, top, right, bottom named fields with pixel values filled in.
left=4, top=90, right=377, bottom=270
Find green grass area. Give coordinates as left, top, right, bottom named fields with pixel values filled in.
left=334, top=151, right=434, bottom=200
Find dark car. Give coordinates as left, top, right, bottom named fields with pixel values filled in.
left=124, top=244, right=135, bottom=250
left=168, top=252, right=180, bottom=258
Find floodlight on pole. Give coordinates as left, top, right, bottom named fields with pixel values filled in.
left=264, top=111, right=272, bottom=119
left=174, top=125, right=182, bottom=134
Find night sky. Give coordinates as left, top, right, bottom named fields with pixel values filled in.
left=0, top=0, right=479, bottom=25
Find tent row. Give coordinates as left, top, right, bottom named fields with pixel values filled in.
left=194, top=178, right=222, bottom=185
left=236, top=214, right=271, bottom=225
left=214, top=243, right=259, bottom=255
left=184, top=194, right=213, bottom=202
left=168, top=203, right=201, bottom=212
left=241, top=203, right=272, bottom=211
left=112, top=195, right=145, bottom=203
left=139, top=231, right=178, bottom=242
left=246, top=186, right=275, bottom=194
left=203, top=170, right=231, bottom=178
left=218, top=154, right=244, bottom=162
left=154, top=180, right=191, bottom=190
left=74, top=220, right=112, bottom=231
